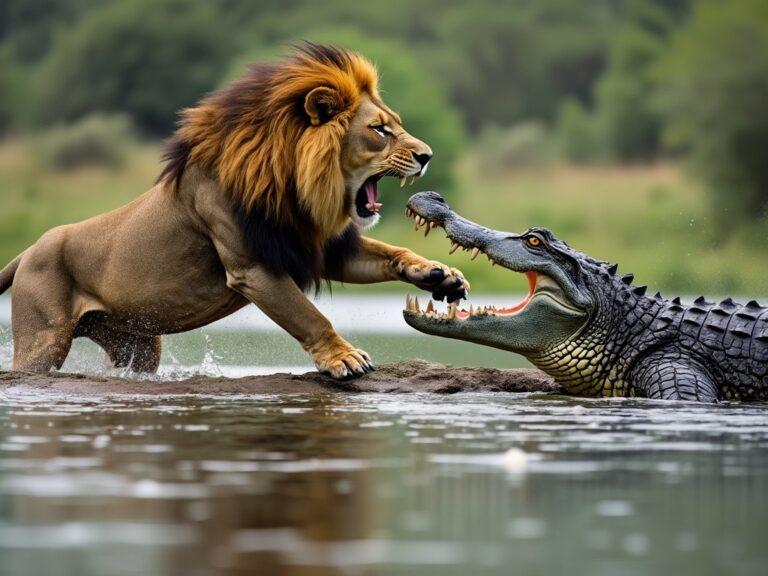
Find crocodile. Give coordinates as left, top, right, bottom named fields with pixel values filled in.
left=402, top=191, right=768, bottom=402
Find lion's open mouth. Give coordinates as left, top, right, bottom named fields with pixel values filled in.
left=355, top=175, right=384, bottom=218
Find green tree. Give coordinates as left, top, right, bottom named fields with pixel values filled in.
left=656, top=0, right=768, bottom=219
left=35, top=0, right=234, bottom=135
left=593, top=1, right=675, bottom=161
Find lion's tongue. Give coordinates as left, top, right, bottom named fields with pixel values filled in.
left=364, top=179, right=382, bottom=212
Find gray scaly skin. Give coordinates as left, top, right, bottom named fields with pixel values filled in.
left=402, top=192, right=768, bottom=402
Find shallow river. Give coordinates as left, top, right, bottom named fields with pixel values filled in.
left=1, top=296, right=767, bottom=575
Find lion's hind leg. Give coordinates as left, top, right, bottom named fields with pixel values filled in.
left=130, top=336, right=162, bottom=373
left=78, top=313, right=162, bottom=374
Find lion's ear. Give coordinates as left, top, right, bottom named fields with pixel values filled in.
left=304, top=86, right=345, bottom=126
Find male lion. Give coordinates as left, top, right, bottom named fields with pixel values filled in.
left=0, top=43, right=468, bottom=378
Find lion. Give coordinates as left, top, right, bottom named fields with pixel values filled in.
left=0, top=43, right=468, bottom=379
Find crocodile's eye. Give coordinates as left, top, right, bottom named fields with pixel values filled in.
left=527, top=236, right=541, bottom=247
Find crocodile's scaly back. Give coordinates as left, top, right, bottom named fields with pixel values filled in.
left=402, top=191, right=768, bottom=402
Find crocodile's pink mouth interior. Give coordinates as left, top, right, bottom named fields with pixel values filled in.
left=454, top=271, right=537, bottom=319
left=404, top=271, right=538, bottom=321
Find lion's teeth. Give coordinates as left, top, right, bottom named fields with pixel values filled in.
left=400, top=176, right=406, bottom=188
left=449, top=242, right=459, bottom=254
left=470, top=247, right=480, bottom=260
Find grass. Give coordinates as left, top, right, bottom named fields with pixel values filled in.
left=1, top=137, right=766, bottom=297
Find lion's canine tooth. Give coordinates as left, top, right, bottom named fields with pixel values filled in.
left=449, top=242, right=460, bottom=254
left=408, top=175, right=416, bottom=186
left=470, top=247, right=480, bottom=260
left=400, top=176, right=406, bottom=188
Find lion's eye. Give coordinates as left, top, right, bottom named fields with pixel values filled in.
left=527, top=236, right=541, bottom=248
left=371, top=125, right=390, bottom=138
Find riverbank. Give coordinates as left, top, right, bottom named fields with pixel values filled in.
left=0, top=359, right=558, bottom=396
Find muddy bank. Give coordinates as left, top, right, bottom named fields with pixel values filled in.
left=0, top=359, right=560, bottom=396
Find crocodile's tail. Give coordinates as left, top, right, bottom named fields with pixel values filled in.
left=0, top=252, right=23, bottom=294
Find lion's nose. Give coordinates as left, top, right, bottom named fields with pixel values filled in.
left=412, top=151, right=432, bottom=168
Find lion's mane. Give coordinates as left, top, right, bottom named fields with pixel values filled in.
left=158, top=43, right=380, bottom=289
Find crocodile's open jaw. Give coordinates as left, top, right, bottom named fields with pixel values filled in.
left=402, top=206, right=579, bottom=322
left=401, top=191, right=588, bottom=354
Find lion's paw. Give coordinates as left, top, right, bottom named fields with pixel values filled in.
left=311, top=338, right=374, bottom=380
left=397, top=258, right=470, bottom=303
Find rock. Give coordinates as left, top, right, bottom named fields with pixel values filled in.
left=0, top=359, right=560, bottom=396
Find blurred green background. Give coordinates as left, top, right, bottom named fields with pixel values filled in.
left=1, top=0, right=767, bottom=295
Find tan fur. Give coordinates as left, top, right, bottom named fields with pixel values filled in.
left=1, top=45, right=467, bottom=379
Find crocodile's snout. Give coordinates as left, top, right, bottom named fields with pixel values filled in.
left=405, top=191, right=452, bottom=226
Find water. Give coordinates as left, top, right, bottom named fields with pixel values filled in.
left=0, top=392, right=767, bottom=576
left=1, top=295, right=768, bottom=575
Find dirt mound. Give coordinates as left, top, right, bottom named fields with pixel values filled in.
left=0, top=359, right=559, bottom=396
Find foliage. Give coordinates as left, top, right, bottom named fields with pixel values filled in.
left=592, top=1, right=675, bottom=161
left=555, top=99, right=602, bottom=163
left=35, top=0, right=234, bottom=135
left=35, top=114, right=136, bottom=171
left=475, top=123, right=554, bottom=173
left=655, top=0, right=768, bottom=220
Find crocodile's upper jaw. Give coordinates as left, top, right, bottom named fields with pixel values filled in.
left=402, top=191, right=588, bottom=354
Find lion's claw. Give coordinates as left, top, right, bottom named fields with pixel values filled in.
left=313, top=341, right=374, bottom=380
left=401, top=260, right=468, bottom=302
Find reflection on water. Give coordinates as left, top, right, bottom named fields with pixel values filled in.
left=0, top=392, right=767, bottom=576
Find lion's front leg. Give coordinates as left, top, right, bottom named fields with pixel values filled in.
left=225, top=267, right=374, bottom=379
left=330, top=237, right=469, bottom=302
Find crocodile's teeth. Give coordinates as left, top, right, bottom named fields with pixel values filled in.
left=414, top=296, right=420, bottom=313
left=449, top=242, right=460, bottom=254
left=469, top=304, right=474, bottom=315
left=426, top=300, right=435, bottom=313
left=424, top=223, right=431, bottom=237
left=470, top=247, right=480, bottom=260
left=447, top=302, right=457, bottom=320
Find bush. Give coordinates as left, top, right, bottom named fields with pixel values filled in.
left=555, top=99, right=602, bottom=163
left=655, top=0, right=768, bottom=221
left=35, top=114, right=136, bottom=171
left=475, top=122, right=553, bottom=173
left=35, top=0, right=233, bottom=136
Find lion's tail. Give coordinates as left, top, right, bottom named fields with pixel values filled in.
left=0, top=252, right=24, bottom=295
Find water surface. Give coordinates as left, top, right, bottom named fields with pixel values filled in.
left=1, top=391, right=766, bottom=576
